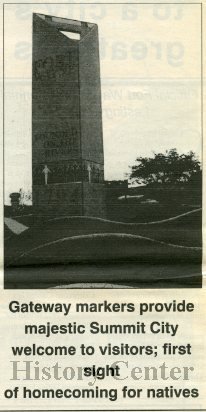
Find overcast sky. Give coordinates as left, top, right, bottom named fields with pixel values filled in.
left=4, top=3, right=201, bottom=203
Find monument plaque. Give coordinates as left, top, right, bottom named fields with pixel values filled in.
left=32, top=13, right=105, bottom=216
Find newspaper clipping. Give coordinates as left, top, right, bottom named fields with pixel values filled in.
left=0, top=1, right=205, bottom=411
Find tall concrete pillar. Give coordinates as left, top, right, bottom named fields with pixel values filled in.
left=32, top=13, right=105, bottom=216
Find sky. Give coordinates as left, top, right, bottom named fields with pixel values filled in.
left=4, top=3, right=202, bottom=204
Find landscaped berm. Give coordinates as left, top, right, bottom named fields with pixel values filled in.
left=4, top=199, right=202, bottom=288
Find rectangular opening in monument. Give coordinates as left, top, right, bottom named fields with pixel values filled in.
left=60, top=31, right=80, bottom=40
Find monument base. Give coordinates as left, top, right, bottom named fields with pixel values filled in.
left=83, top=183, right=106, bottom=218
left=33, top=182, right=105, bottom=218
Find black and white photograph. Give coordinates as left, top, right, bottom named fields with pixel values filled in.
left=3, top=3, right=202, bottom=288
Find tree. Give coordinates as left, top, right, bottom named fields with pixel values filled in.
left=130, top=149, right=201, bottom=186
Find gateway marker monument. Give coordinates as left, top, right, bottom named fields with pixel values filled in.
left=32, top=13, right=105, bottom=216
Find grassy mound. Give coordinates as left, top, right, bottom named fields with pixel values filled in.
left=7, top=232, right=201, bottom=268
left=4, top=209, right=201, bottom=267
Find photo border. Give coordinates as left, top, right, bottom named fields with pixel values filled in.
left=2, top=2, right=204, bottom=290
